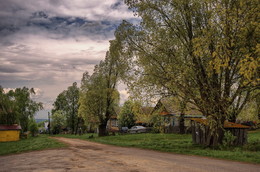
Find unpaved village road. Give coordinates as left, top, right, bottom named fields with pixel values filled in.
left=0, top=137, right=259, bottom=172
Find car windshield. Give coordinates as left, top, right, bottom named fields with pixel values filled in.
left=131, top=126, right=144, bottom=129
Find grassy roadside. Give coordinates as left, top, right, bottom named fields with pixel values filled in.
left=0, top=135, right=66, bottom=156
left=55, top=130, right=260, bottom=164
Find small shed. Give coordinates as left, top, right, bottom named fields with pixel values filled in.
left=0, top=124, right=22, bottom=142
left=190, top=118, right=250, bottom=146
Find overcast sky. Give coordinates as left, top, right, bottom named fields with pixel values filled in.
left=0, top=0, right=136, bottom=119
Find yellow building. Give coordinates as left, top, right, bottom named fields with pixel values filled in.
left=0, top=125, right=22, bottom=142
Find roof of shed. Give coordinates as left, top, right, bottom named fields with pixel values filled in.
left=0, top=124, right=22, bottom=130
left=190, top=118, right=250, bottom=129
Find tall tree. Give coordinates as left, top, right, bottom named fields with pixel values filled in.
left=52, top=82, right=79, bottom=134
left=79, top=38, right=125, bottom=136
left=11, top=87, right=43, bottom=132
left=66, top=82, right=80, bottom=134
left=121, top=0, right=259, bottom=146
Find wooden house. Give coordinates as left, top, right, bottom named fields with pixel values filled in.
left=0, top=124, right=22, bottom=142
left=190, top=118, right=250, bottom=145
left=107, top=116, right=119, bottom=132
left=152, top=98, right=203, bottom=133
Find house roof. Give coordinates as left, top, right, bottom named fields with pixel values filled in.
left=0, top=124, right=22, bottom=130
left=153, top=97, right=202, bottom=116
left=190, top=118, right=250, bottom=129
left=141, top=107, right=154, bottom=115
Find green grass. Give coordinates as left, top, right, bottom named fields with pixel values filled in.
left=55, top=131, right=260, bottom=164
left=0, top=135, right=66, bottom=156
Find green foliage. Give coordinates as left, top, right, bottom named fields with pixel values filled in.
left=118, top=100, right=136, bottom=128
left=237, top=90, right=260, bottom=121
left=220, top=131, right=237, bottom=150
left=78, top=39, right=125, bottom=136
left=51, top=110, right=66, bottom=134
left=37, top=120, right=48, bottom=128
left=120, top=0, right=259, bottom=146
left=244, top=140, right=260, bottom=152
left=29, top=119, right=38, bottom=137
left=0, top=87, right=18, bottom=125
left=79, top=71, right=107, bottom=125
left=244, top=130, right=260, bottom=151
left=0, top=135, right=66, bottom=155
left=149, top=112, right=163, bottom=133
left=10, top=87, right=43, bottom=132
left=52, top=82, right=79, bottom=134
left=0, top=86, right=43, bottom=132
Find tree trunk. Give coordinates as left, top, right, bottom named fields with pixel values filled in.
left=229, top=111, right=238, bottom=123
left=75, top=117, right=81, bottom=135
left=205, top=116, right=225, bottom=147
left=98, top=123, right=108, bottom=137
left=179, top=113, right=185, bottom=134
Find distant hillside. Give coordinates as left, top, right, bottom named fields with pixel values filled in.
left=36, top=119, right=48, bottom=123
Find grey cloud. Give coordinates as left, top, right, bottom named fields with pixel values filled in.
left=62, top=58, right=100, bottom=66
left=0, top=65, right=22, bottom=73
left=0, top=0, right=136, bottom=39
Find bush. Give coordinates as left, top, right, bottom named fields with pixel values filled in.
left=29, top=120, right=38, bottom=137
left=244, top=139, right=260, bottom=151
left=220, top=131, right=236, bottom=150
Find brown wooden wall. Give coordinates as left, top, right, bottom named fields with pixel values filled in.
left=191, top=121, right=248, bottom=146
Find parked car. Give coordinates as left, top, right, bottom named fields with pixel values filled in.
left=128, top=126, right=147, bottom=134
left=121, top=127, right=129, bottom=133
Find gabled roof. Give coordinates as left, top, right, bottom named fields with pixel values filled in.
left=0, top=125, right=22, bottom=130
left=153, top=97, right=202, bottom=116
left=190, top=118, right=250, bottom=129
left=141, top=107, right=153, bottom=115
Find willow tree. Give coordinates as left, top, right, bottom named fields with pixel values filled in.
left=121, top=0, right=259, bottom=146
left=79, top=39, right=125, bottom=136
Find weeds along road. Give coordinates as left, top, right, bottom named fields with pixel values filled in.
left=0, top=137, right=259, bottom=172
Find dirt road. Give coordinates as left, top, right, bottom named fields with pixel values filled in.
left=0, top=137, right=259, bottom=172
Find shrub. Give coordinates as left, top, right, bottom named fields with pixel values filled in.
left=29, top=120, right=38, bottom=137
left=221, top=131, right=236, bottom=150
left=244, top=139, right=260, bottom=151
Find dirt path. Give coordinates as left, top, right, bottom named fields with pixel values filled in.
left=0, top=137, right=259, bottom=172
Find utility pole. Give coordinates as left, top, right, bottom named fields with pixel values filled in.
left=48, top=112, right=51, bottom=135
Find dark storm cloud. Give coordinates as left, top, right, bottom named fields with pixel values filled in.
left=0, top=0, right=133, bottom=39
left=0, top=11, right=118, bottom=41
